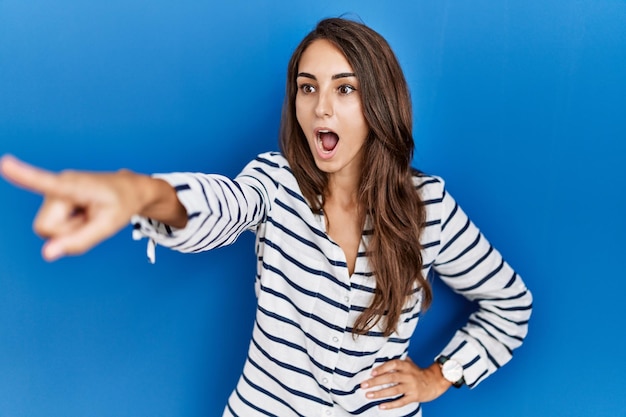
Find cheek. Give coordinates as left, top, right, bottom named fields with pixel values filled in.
left=295, top=99, right=306, bottom=127
left=295, top=106, right=315, bottom=142
left=349, top=106, right=369, bottom=136
left=346, top=100, right=365, bottom=121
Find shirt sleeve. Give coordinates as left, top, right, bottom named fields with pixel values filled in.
left=432, top=185, right=533, bottom=388
left=131, top=153, right=282, bottom=262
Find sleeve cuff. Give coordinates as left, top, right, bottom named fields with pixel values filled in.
left=437, top=333, right=491, bottom=388
left=129, top=172, right=212, bottom=264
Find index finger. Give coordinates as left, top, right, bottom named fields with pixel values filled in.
left=0, top=155, right=62, bottom=196
left=371, top=359, right=403, bottom=376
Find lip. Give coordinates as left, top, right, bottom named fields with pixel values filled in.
left=313, top=127, right=339, bottom=160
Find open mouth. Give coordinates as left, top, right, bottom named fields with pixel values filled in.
left=316, top=129, right=339, bottom=153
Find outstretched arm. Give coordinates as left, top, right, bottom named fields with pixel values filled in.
left=0, top=155, right=187, bottom=261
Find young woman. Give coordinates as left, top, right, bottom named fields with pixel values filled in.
left=0, top=18, right=532, bottom=417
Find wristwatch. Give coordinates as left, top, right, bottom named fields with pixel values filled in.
left=436, top=355, right=465, bottom=388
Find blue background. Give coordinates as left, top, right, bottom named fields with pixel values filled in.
left=1, top=1, right=625, bottom=416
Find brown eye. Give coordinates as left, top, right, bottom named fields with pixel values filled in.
left=338, top=84, right=356, bottom=95
left=299, top=84, right=316, bottom=94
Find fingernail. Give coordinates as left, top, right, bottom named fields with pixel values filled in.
left=44, top=243, right=64, bottom=261
left=361, top=383, right=369, bottom=388
left=366, top=393, right=374, bottom=399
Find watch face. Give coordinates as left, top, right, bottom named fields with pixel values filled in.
left=442, top=359, right=464, bottom=382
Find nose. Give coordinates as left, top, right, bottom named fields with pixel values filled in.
left=314, top=88, right=333, bottom=118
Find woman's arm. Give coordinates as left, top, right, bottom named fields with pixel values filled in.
left=130, top=153, right=283, bottom=255
left=432, top=186, right=533, bottom=388
left=360, top=178, right=532, bottom=410
left=0, top=154, right=187, bottom=261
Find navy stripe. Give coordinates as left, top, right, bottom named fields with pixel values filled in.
left=232, top=385, right=280, bottom=417
left=174, top=183, right=191, bottom=191
left=494, top=303, right=533, bottom=312
left=250, top=336, right=325, bottom=392
left=194, top=175, right=212, bottom=212
left=439, top=217, right=471, bottom=255
left=442, top=200, right=458, bottom=231
left=414, top=177, right=440, bottom=190
left=468, top=368, right=489, bottom=388
left=460, top=328, right=502, bottom=368
left=274, top=198, right=327, bottom=239
left=423, top=197, right=444, bottom=205
left=474, top=288, right=530, bottom=303
left=457, top=259, right=505, bottom=293
left=473, top=314, right=524, bottom=343
left=438, top=246, right=494, bottom=278
left=251, top=166, right=279, bottom=188
left=261, top=284, right=347, bottom=331
left=255, top=154, right=281, bottom=168
left=283, top=182, right=311, bottom=206
left=467, top=318, right=515, bottom=353
left=422, top=240, right=441, bottom=249
left=243, top=356, right=316, bottom=410
left=338, top=345, right=380, bottom=357
left=254, top=321, right=334, bottom=374
left=267, top=217, right=331, bottom=260
left=504, top=271, right=518, bottom=288
left=448, top=340, right=468, bottom=357
left=434, top=232, right=481, bottom=266
left=257, top=304, right=341, bottom=355
left=425, top=219, right=441, bottom=227
left=262, top=237, right=351, bottom=291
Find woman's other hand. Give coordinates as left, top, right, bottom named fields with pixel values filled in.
left=360, top=357, right=452, bottom=410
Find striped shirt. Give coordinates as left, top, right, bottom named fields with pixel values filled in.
left=132, top=152, right=532, bottom=417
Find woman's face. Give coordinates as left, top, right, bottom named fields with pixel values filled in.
left=295, top=39, right=369, bottom=183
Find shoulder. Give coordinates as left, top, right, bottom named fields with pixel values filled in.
left=253, top=151, right=289, bottom=167
left=237, top=151, right=299, bottom=191
left=412, top=171, right=446, bottom=201
left=412, top=172, right=458, bottom=228
left=240, top=152, right=292, bottom=176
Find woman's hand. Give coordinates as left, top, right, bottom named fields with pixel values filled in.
left=0, top=155, right=186, bottom=261
left=360, top=357, right=451, bottom=410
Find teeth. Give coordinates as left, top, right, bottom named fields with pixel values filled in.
left=316, top=130, right=329, bottom=139
left=317, top=137, right=326, bottom=151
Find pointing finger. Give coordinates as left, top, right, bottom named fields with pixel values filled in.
left=0, top=155, right=63, bottom=197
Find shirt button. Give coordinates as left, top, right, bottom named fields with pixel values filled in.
left=326, top=410, right=332, bottom=416
left=344, top=296, right=350, bottom=303
left=322, top=377, right=329, bottom=384
left=332, top=336, right=339, bottom=343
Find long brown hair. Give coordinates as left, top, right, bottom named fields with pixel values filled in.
left=279, top=18, right=431, bottom=336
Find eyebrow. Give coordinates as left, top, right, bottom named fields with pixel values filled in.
left=297, top=72, right=357, bottom=80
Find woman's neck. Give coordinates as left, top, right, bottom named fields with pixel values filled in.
left=326, top=173, right=359, bottom=209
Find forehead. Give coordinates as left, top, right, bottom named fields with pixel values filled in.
left=298, top=39, right=354, bottom=75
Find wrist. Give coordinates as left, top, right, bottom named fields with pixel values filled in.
left=115, top=169, right=152, bottom=215
left=427, top=362, right=453, bottom=394
left=127, top=172, right=187, bottom=228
